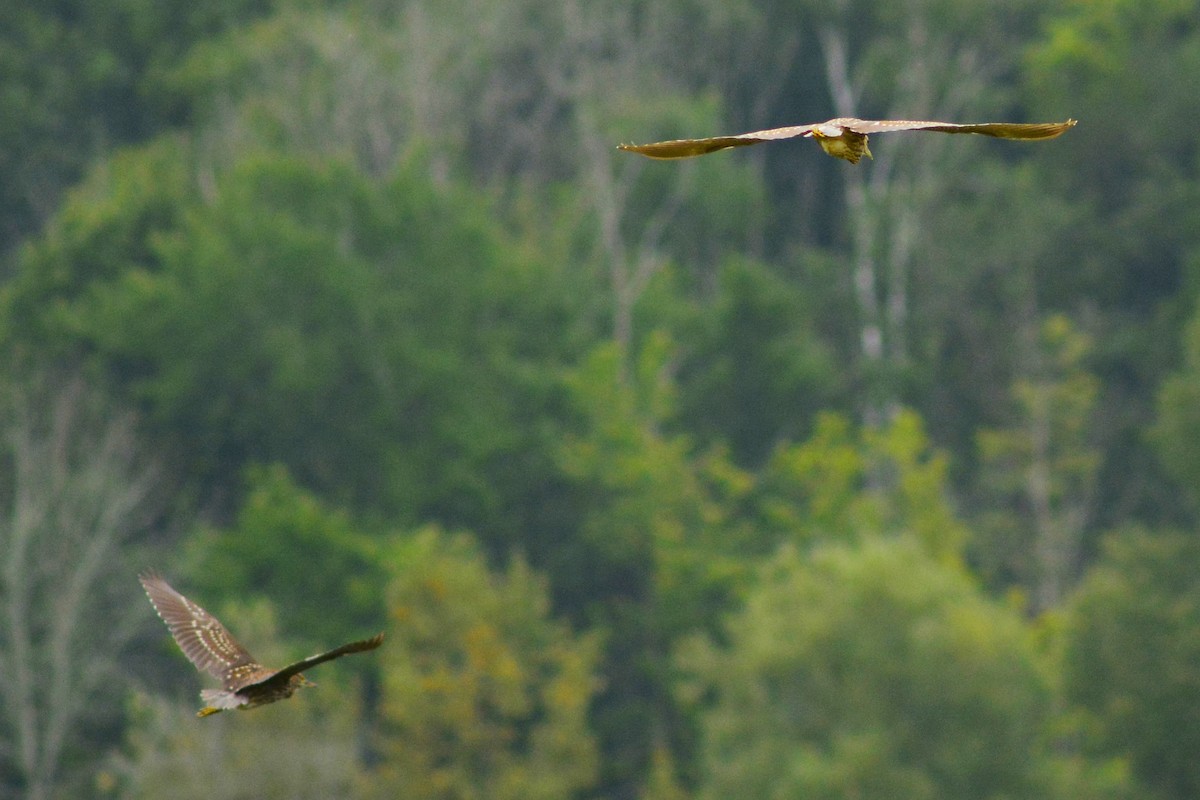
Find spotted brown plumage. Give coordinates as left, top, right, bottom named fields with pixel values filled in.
left=139, top=571, right=384, bottom=717
left=619, top=117, right=1077, bottom=164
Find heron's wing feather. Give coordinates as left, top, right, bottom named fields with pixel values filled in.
left=140, top=571, right=263, bottom=683
left=845, top=119, right=1077, bottom=139
left=245, top=632, right=386, bottom=687
left=620, top=119, right=1077, bottom=158
left=618, top=124, right=819, bottom=159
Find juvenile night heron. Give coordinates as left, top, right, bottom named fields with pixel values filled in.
left=140, top=571, right=384, bottom=717
left=619, top=117, right=1077, bottom=164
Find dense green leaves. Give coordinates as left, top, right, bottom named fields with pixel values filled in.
left=0, top=0, right=273, bottom=254
left=676, top=257, right=840, bottom=466
left=9, top=149, right=568, bottom=525
left=1064, top=528, right=1200, bottom=800
left=1, top=0, right=1197, bottom=798
left=371, top=529, right=600, bottom=800
left=1153, top=307, right=1200, bottom=509
left=975, top=314, right=1100, bottom=607
left=555, top=334, right=756, bottom=795
left=682, top=537, right=1055, bottom=800
left=1025, top=0, right=1200, bottom=527
left=760, top=410, right=968, bottom=561
left=185, top=465, right=384, bottom=646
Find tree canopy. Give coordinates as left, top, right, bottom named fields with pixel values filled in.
left=1, top=0, right=1196, bottom=798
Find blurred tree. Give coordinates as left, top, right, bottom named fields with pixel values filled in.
left=163, top=0, right=769, bottom=359
left=1063, top=527, right=1200, bottom=800
left=560, top=333, right=757, bottom=622
left=640, top=745, right=690, bottom=800
left=554, top=334, right=756, bottom=798
left=163, top=6, right=417, bottom=179
left=1153, top=303, right=1200, bottom=510
left=369, top=528, right=600, bottom=800
left=680, top=536, right=1117, bottom=800
left=0, top=0, right=273, bottom=260
left=909, top=160, right=1082, bottom=489
left=0, top=136, right=197, bottom=353
left=674, top=256, right=841, bottom=468
left=759, top=409, right=967, bottom=563
left=976, top=314, right=1100, bottom=609
left=0, top=370, right=164, bottom=800
left=1026, top=0, right=1200, bottom=528
left=185, top=465, right=384, bottom=652
left=6, top=147, right=572, bottom=534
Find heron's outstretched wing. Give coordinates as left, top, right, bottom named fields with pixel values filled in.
left=140, top=571, right=266, bottom=686
left=618, top=118, right=1076, bottom=160
left=618, top=124, right=820, bottom=159
left=248, top=632, right=385, bottom=687
left=843, top=119, right=1077, bottom=139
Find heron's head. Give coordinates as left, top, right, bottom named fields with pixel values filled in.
left=288, top=674, right=317, bottom=691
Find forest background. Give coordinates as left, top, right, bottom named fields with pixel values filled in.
left=2, top=0, right=1199, bottom=798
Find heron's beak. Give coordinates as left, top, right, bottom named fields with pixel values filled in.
left=301, top=676, right=317, bottom=688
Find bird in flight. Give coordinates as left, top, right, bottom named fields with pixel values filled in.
left=619, top=117, right=1077, bottom=164
left=140, top=571, right=384, bottom=717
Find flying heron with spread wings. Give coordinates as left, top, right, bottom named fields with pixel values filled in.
left=619, top=117, right=1077, bottom=164
left=140, top=571, right=384, bottom=717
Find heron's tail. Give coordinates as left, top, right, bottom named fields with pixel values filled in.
left=198, top=689, right=243, bottom=717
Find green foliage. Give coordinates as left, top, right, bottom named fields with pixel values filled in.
left=559, top=332, right=759, bottom=615
left=8, top=146, right=568, bottom=526
left=675, top=257, right=840, bottom=466
left=975, top=314, right=1100, bottom=607
left=85, top=154, right=414, bottom=507
left=681, top=537, right=1058, bottom=800
left=1064, top=527, right=1200, bottom=800
left=0, top=0, right=274, bottom=252
left=1024, top=0, right=1200, bottom=528
left=370, top=529, right=600, bottom=800
left=186, top=465, right=384, bottom=648
left=556, top=334, right=757, bottom=795
left=905, top=161, right=1083, bottom=465
left=4, top=0, right=1200, bottom=796
left=1, top=137, right=196, bottom=352
left=760, top=410, right=967, bottom=562
left=1153, top=305, right=1200, bottom=508
left=641, top=746, right=691, bottom=800
left=162, top=6, right=423, bottom=177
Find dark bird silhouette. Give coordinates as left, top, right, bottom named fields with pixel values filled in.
left=140, top=571, right=383, bottom=717
left=619, top=117, right=1077, bottom=164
